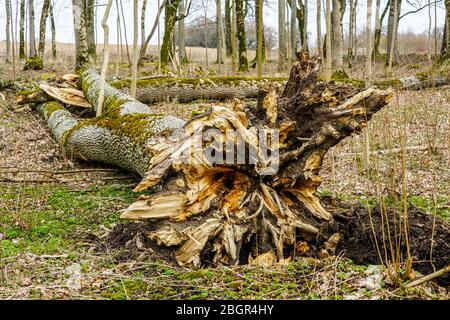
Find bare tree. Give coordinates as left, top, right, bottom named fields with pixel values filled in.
left=303, top=0, right=308, bottom=51
left=231, top=0, right=238, bottom=74
left=290, top=0, right=297, bottom=57
left=257, top=0, right=264, bottom=76
left=441, top=0, right=450, bottom=58
left=49, top=0, right=56, bottom=58
left=331, top=0, right=344, bottom=71
left=386, top=0, right=401, bottom=67
left=325, top=0, right=332, bottom=80
left=224, top=0, right=232, bottom=55
left=131, top=0, right=139, bottom=97
left=19, top=0, right=25, bottom=59
left=278, top=0, right=287, bottom=71
left=5, top=0, right=12, bottom=63
left=98, top=0, right=114, bottom=116
left=348, top=0, right=355, bottom=68
left=139, top=0, right=166, bottom=66
left=179, top=0, right=187, bottom=63
left=141, top=0, right=148, bottom=47
left=38, top=0, right=51, bottom=58
left=316, top=0, right=322, bottom=59
left=160, top=0, right=180, bottom=70
left=216, top=0, right=224, bottom=65
left=362, top=0, right=373, bottom=170
left=236, top=0, right=248, bottom=71
left=86, top=0, right=96, bottom=61
left=29, top=0, right=36, bottom=57
left=374, top=0, right=389, bottom=56
left=72, top=0, right=92, bottom=72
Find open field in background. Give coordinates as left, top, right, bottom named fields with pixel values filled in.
left=0, top=43, right=449, bottom=299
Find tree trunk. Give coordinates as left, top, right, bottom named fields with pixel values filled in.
left=38, top=0, right=50, bottom=59
left=236, top=0, right=249, bottom=72
left=441, top=0, right=450, bottom=59
left=224, top=0, right=232, bottom=56
left=231, top=0, right=238, bottom=74
left=325, top=0, right=332, bottom=80
left=178, top=0, right=187, bottom=63
left=98, top=0, right=114, bottom=116
left=303, top=0, right=308, bottom=52
left=316, top=0, right=322, bottom=60
left=348, top=0, right=354, bottom=68
left=86, top=0, right=97, bottom=61
left=141, top=0, right=148, bottom=48
left=49, top=0, right=57, bottom=58
left=256, top=0, right=265, bottom=74
left=139, top=0, right=166, bottom=66
left=19, top=0, right=25, bottom=59
left=29, top=0, right=36, bottom=57
left=386, top=0, right=401, bottom=66
left=72, top=0, right=93, bottom=73
left=131, top=0, right=139, bottom=97
left=216, top=0, right=224, bottom=65
left=331, top=0, right=344, bottom=71
left=290, top=0, right=297, bottom=57
left=5, top=0, right=12, bottom=63
left=374, top=0, right=389, bottom=57
left=37, top=53, right=392, bottom=268
left=365, top=0, right=373, bottom=86
left=278, top=0, right=287, bottom=71
left=160, top=0, right=180, bottom=70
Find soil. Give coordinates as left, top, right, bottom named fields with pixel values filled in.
left=101, top=197, right=450, bottom=286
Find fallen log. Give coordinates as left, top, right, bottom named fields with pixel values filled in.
left=112, top=76, right=289, bottom=103
left=37, top=53, right=392, bottom=268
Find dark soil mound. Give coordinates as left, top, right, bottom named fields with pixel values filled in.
left=101, top=198, right=449, bottom=286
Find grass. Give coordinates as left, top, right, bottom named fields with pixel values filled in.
left=0, top=184, right=138, bottom=258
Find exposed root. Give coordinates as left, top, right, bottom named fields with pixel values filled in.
left=120, top=52, right=393, bottom=268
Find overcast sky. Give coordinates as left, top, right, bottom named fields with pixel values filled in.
left=0, top=0, right=447, bottom=47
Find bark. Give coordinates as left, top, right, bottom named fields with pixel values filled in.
left=19, top=0, right=25, bottom=59
left=131, top=0, right=139, bottom=97
left=72, top=0, right=93, bottom=73
left=178, top=0, right=187, bottom=63
left=365, top=0, right=373, bottom=86
left=441, top=0, right=450, bottom=58
left=49, top=0, right=56, bottom=58
left=37, top=53, right=391, bottom=268
left=236, top=0, right=249, bottom=72
left=38, top=0, right=51, bottom=58
left=5, top=0, right=12, bottom=63
left=141, top=0, right=148, bottom=47
left=256, top=0, right=264, bottom=76
left=161, top=0, right=180, bottom=70
left=216, top=0, right=224, bottom=65
left=231, top=0, right=238, bottom=74
left=386, top=0, right=401, bottom=66
left=278, top=0, right=287, bottom=71
left=303, top=0, right=308, bottom=52
left=29, top=0, right=36, bottom=57
left=139, top=0, right=166, bottom=66
left=316, top=0, right=322, bottom=60
left=331, top=0, right=344, bottom=70
left=374, top=0, right=389, bottom=57
left=86, top=0, right=97, bottom=61
left=347, top=0, right=355, bottom=68
left=325, top=0, right=332, bottom=80
left=224, top=0, right=232, bottom=56
left=98, top=0, right=114, bottom=116
left=290, top=0, right=297, bottom=56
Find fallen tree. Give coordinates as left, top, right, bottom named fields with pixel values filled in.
left=35, top=53, right=394, bottom=267
left=111, top=76, right=289, bottom=104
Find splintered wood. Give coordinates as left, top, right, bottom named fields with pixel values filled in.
left=119, top=52, right=393, bottom=268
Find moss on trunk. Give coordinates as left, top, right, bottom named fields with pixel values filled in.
left=160, top=0, right=180, bottom=71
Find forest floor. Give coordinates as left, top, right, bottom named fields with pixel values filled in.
left=0, top=51, right=449, bottom=299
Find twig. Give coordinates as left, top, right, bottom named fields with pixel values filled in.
left=405, top=264, right=450, bottom=288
